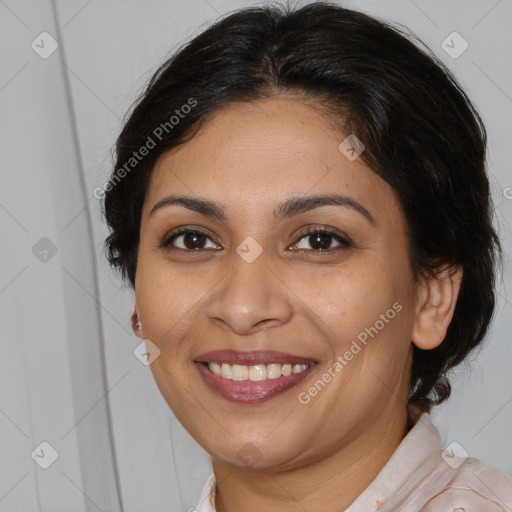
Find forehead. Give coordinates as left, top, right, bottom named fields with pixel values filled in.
left=144, top=96, right=400, bottom=222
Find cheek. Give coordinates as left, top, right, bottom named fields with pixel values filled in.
left=135, top=261, right=206, bottom=345
left=305, top=261, right=395, bottom=339
left=306, top=257, right=413, bottom=381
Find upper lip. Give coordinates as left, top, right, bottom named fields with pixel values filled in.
left=194, top=349, right=317, bottom=366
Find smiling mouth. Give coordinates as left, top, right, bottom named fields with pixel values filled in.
left=202, top=361, right=313, bottom=381
left=193, top=349, right=318, bottom=403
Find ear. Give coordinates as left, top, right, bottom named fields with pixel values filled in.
left=412, top=265, right=463, bottom=350
left=130, top=303, right=144, bottom=339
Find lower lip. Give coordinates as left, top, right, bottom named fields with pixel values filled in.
left=195, top=362, right=316, bottom=404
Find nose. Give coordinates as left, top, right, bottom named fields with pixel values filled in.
left=205, top=250, right=293, bottom=335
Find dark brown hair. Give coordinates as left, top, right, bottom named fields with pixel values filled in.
left=102, top=2, right=503, bottom=413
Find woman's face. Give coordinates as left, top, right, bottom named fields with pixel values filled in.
left=134, top=95, right=419, bottom=470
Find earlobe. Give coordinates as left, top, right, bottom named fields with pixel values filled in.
left=130, top=303, right=143, bottom=338
left=411, top=265, right=463, bottom=350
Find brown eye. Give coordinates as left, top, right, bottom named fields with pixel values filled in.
left=292, top=228, right=351, bottom=252
left=161, top=230, right=220, bottom=251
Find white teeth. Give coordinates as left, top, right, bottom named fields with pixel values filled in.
left=231, top=364, right=248, bottom=381
left=292, top=364, right=308, bottom=374
left=211, top=362, right=222, bottom=376
left=249, top=364, right=267, bottom=381
left=206, top=362, right=311, bottom=381
left=281, top=364, right=292, bottom=376
left=266, top=364, right=282, bottom=379
left=221, top=363, right=232, bottom=379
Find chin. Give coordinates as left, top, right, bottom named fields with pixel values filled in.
left=210, top=437, right=307, bottom=472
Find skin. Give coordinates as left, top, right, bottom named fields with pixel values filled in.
left=131, top=95, right=463, bottom=512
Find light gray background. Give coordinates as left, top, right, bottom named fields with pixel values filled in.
left=1, top=0, right=511, bottom=511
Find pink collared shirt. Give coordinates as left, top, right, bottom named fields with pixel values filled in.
left=194, top=412, right=512, bottom=511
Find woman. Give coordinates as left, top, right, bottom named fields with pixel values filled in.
left=102, top=2, right=512, bottom=510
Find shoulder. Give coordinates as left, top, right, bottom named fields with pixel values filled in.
left=419, top=456, right=512, bottom=511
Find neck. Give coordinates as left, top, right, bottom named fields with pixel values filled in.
left=212, top=400, right=410, bottom=512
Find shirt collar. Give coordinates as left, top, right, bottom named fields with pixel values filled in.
left=346, top=407, right=441, bottom=511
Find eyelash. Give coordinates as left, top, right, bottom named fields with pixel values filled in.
left=159, top=225, right=352, bottom=254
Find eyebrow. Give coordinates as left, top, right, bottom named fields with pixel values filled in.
left=149, top=193, right=375, bottom=225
